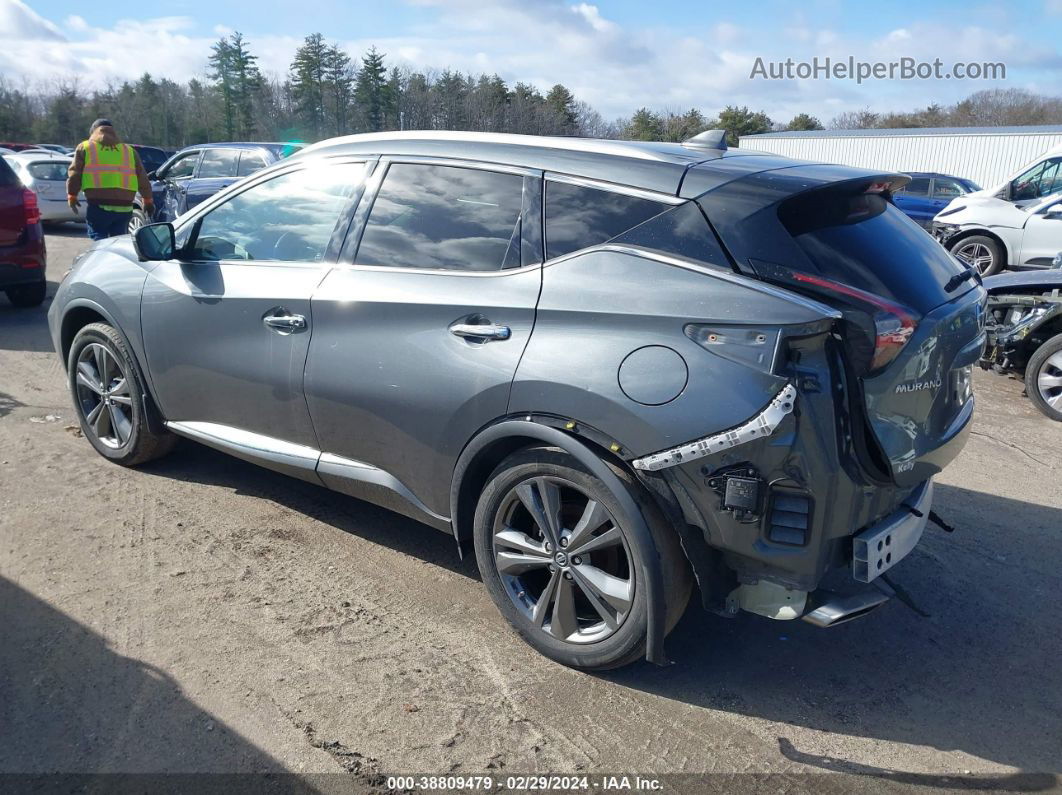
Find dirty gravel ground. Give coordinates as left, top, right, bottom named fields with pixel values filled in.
left=1, top=228, right=1060, bottom=789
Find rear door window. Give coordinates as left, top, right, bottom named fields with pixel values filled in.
left=901, top=177, right=930, bottom=196
left=237, top=151, right=268, bottom=177
left=931, top=178, right=965, bottom=199
left=198, top=149, right=240, bottom=178
left=355, top=163, right=527, bottom=271
left=545, top=180, right=669, bottom=259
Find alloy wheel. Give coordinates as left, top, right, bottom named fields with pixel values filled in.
left=75, top=343, right=134, bottom=449
left=1037, top=351, right=1062, bottom=411
left=492, top=476, right=634, bottom=644
left=127, top=212, right=144, bottom=233
left=953, top=241, right=994, bottom=274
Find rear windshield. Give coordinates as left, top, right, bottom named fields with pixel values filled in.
left=28, top=162, right=68, bottom=181
left=777, top=191, right=964, bottom=312
left=0, top=158, right=19, bottom=187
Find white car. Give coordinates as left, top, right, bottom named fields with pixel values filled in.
left=932, top=145, right=1062, bottom=275
left=2, top=152, right=83, bottom=223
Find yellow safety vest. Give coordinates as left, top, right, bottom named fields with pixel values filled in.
left=81, top=141, right=137, bottom=191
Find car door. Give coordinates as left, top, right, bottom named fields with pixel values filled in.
left=184, top=148, right=241, bottom=214
left=140, top=159, right=371, bottom=477
left=1018, top=198, right=1062, bottom=268
left=893, top=177, right=933, bottom=228
left=305, top=159, right=543, bottom=518
left=151, top=149, right=201, bottom=222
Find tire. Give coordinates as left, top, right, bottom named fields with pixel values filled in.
left=128, top=208, right=147, bottom=234
left=6, top=282, right=46, bottom=307
left=473, top=447, right=692, bottom=670
left=950, top=234, right=1004, bottom=276
left=1025, top=333, right=1062, bottom=421
left=68, top=322, right=177, bottom=465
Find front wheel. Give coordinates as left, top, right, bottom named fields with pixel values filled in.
left=1026, top=333, right=1062, bottom=421
left=68, top=322, right=176, bottom=465
left=950, top=234, right=1004, bottom=276
left=473, top=448, right=691, bottom=670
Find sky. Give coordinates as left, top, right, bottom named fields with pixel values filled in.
left=4, top=0, right=1062, bottom=124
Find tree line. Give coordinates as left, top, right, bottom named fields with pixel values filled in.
left=1, top=30, right=1060, bottom=148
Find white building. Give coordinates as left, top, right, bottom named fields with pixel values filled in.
left=737, top=126, right=1062, bottom=188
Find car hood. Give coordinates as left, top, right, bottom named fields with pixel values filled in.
left=935, top=194, right=1031, bottom=228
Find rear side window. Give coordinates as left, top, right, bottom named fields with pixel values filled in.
left=28, top=162, right=68, bottom=181
left=545, top=180, right=669, bottom=259
left=778, top=191, right=961, bottom=312
left=931, top=178, right=965, bottom=199
left=237, top=151, right=268, bottom=177
left=902, top=177, right=930, bottom=196
left=0, top=158, right=18, bottom=186
left=611, top=202, right=730, bottom=268
left=356, top=163, right=525, bottom=271
left=198, top=149, right=239, bottom=178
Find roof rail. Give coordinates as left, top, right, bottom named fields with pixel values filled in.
left=682, top=129, right=728, bottom=151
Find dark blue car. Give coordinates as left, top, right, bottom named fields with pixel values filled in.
left=893, top=171, right=980, bottom=229
left=133, top=142, right=303, bottom=230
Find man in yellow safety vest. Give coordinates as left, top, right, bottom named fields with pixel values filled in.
left=66, top=119, right=153, bottom=240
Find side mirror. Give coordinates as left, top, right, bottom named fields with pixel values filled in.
left=147, top=170, right=157, bottom=180
left=133, top=222, right=176, bottom=262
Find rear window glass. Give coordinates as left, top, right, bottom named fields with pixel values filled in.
left=237, top=151, right=268, bottom=177
left=0, top=158, right=20, bottom=186
left=778, top=191, right=962, bottom=312
left=199, top=149, right=240, bottom=178
left=545, top=180, right=669, bottom=259
left=28, top=162, right=68, bottom=181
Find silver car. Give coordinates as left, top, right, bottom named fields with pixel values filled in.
left=48, top=131, right=985, bottom=669
left=4, top=152, right=82, bottom=223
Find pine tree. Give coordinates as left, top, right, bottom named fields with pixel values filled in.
left=290, top=33, right=328, bottom=138
left=545, top=84, right=577, bottom=135
left=355, top=47, right=389, bottom=132
left=324, top=45, right=356, bottom=135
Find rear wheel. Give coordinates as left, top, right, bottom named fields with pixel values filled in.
left=1026, top=333, right=1062, bottom=421
left=5, top=282, right=46, bottom=307
left=473, top=447, right=691, bottom=670
left=68, top=322, right=176, bottom=465
left=950, top=235, right=1004, bottom=276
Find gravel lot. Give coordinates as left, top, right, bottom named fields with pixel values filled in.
left=2, top=228, right=1060, bottom=789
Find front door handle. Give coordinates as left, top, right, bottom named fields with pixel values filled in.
left=449, top=322, right=511, bottom=341
left=263, top=312, right=307, bottom=334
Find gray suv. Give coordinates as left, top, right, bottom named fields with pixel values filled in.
left=48, top=131, right=986, bottom=670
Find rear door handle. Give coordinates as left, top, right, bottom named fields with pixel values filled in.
left=263, top=312, right=307, bottom=334
left=449, top=322, right=511, bottom=341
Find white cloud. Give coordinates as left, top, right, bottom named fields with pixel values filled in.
left=0, top=0, right=64, bottom=40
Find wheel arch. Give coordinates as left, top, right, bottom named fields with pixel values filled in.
left=450, top=418, right=671, bottom=664
left=59, top=299, right=167, bottom=435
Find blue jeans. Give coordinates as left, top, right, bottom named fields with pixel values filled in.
left=85, top=205, right=132, bottom=240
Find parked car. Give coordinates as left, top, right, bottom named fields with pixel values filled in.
left=48, top=131, right=985, bottom=669
left=933, top=192, right=1062, bottom=275
left=138, top=142, right=303, bottom=231
left=981, top=264, right=1062, bottom=420
left=34, top=144, right=74, bottom=155
left=893, top=171, right=979, bottom=229
left=0, top=155, right=46, bottom=307
left=3, top=152, right=83, bottom=224
left=0, top=142, right=39, bottom=152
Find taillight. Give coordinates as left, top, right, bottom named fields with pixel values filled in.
left=790, top=271, right=916, bottom=371
left=22, top=188, right=40, bottom=226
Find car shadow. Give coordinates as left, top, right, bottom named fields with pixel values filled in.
left=602, top=483, right=1062, bottom=782
left=0, top=280, right=58, bottom=352
left=141, top=440, right=478, bottom=580
left=0, top=575, right=319, bottom=787
left=42, top=221, right=88, bottom=237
